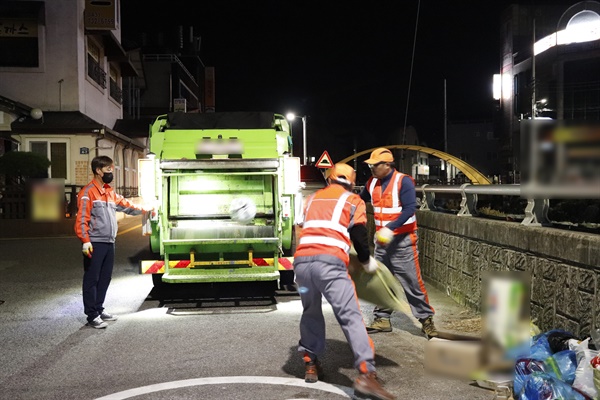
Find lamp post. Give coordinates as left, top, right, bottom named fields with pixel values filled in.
left=286, top=112, right=307, bottom=165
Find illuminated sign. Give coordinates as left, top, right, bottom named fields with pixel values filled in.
left=84, top=0, right=118, bottom=30
left=0, top=19, right=37, bottom=37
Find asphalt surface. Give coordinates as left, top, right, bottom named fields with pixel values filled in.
left=0, top=215, right=495, bottom=400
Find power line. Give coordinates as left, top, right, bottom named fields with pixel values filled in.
left=402, top=0, right=421, bottom=147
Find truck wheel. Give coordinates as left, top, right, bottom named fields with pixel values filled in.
left=152, top=273, right=165, bottom=288
left=279, top=270, right=296, bottom=290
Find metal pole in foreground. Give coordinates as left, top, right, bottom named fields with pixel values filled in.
left=302, top=116, right=307, bottom=165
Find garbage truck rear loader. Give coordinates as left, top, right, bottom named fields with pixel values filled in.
left=138, top=112, right=301, bottom=290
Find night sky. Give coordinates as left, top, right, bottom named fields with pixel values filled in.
left=121, top=0, right=571, bottom=163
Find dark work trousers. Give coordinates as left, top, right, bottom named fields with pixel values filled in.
left=373, top=231, right=434, bottom=321
left=295, top=256, right=376, bottom=374
left=82, top=242, right=115, bottom=323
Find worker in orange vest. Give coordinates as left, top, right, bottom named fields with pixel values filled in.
left=360, top=148, right=438, bottom=339
left=294, top=163, right=396, bottom=400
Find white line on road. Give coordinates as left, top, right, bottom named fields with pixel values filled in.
left=94, top=375, right=354, bottom=399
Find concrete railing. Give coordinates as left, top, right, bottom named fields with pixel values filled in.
left=418, top=183, right=599, bottom=227
left=416, top=209, right=600, bottom=336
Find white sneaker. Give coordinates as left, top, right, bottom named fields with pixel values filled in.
left=100, top=312, right=118, bottom=321
left=87, top=316, right=108, bottom=329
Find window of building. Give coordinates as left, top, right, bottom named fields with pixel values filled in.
left=0, top=7, right=44, bottom=69
left=0, top=18, right=40, bottom=68
left=87, top=39, right=106, bottom=89
left=28, top=139, right=69, bottom=180
left=109, top=64, right=122, bottom=104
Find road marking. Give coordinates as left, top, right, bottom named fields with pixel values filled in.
left=117, top=224, right=142, bottom=236
left=94, top=376, right=354, bottom=399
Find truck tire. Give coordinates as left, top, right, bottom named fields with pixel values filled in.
left=152, top=273, right=165, bottom=288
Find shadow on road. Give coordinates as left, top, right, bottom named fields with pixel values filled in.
left=282, top=339, right=400, bottom=389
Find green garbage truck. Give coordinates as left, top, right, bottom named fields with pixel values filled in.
left=138, top=112, right=301, bottom=290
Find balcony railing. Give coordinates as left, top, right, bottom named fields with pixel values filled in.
left=87, top=57, right=107, bottom=88
left=110, top=79, right=122, bottom=104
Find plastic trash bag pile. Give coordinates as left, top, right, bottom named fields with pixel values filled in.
left=513, top=329, right=600, bottom=400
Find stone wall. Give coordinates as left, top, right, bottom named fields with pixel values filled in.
left=416, top=210, right=600, bottom=337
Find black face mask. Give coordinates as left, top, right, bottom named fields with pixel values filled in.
left=101, top=172, right=114, bottom=184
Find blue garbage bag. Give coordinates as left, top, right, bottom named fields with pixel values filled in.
left=514, top=358, right=547, bottom=396
left=528, top=335, right=554, bottom=361
left=520, top=371, right=585, bottom=400
left=545, top=349, right=577, bottom=385
left=526, top=330, right=574, bottom=361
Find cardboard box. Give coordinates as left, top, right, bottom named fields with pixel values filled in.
left=424, top=337, right=483, bottom=379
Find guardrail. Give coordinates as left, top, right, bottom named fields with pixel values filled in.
left=0, top=184, right=139, bottom=220
left=419, top=183, right=599, bottom=227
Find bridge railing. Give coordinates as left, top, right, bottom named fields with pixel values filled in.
left=418, top=183, right=599, bottom=227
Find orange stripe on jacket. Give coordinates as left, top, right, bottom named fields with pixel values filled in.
left=409, top=231, right=433, bottom=312
left=295, top=184, right=367, bottom=266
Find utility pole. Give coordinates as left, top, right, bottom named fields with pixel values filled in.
left=531, top=18, right=536, bottom=120
left=444, top=79, right=448, bottom=183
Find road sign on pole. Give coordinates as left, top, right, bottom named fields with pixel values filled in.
left=316, top=151, right=333, bottom=169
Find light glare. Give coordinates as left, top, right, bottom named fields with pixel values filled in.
left=493, top=74, right=501, bottom=100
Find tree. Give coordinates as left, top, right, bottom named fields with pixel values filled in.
left=0, top=151, right=51, bottom=185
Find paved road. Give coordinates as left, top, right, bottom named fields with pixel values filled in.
left=0, top=215, right=495, bottom=400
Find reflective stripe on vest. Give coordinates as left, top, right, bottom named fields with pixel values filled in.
left=298, top=191, right=352, bottom=252
left=298, top=236, right=350, bottom=252
left=367, top=171, right=417, bottom=233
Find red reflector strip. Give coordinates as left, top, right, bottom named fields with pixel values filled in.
left=146, top=261, right=165, bottom=274
left=253, top=258, right=270, bottom=266
left=172, top=260, right=190, bottom=268
left=278, top=257, right=293, bottom=270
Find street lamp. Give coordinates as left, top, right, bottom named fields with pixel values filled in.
left=286, top=112, right=307, bottom=165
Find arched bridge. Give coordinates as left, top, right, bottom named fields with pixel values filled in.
left=330, top=145, right=492, bottom=185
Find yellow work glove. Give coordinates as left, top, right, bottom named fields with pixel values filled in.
left=82, top=242, right=93, bottom=258
left=375, top=227, right=394, bottom=247
left=361, top=256, right=379, bottom=274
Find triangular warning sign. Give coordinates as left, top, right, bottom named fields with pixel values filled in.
left=316, top=151, right=333, bottom=169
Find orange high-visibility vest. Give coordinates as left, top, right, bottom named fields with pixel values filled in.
left=366, top=170, right=417, bottom=235
left=295, top=184, right=367, bottom=266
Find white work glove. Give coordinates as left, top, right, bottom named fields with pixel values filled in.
left=375, top=227, right=394, bottom=247
left=142, top=205, right=157, bottom=218
left=82, top=242, right=93, bottom=258
left=361, top=256, right=379, bottom=274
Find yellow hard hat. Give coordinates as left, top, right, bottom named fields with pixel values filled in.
left=364, top=148, right=394, bottom=164
left=329, top=163, right=356, bottom=186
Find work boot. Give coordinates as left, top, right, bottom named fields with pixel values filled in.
left=354, top=372, right=396, bottom=400
left=304, top=360, right=324, bottom=383
left=366, top=317, right=392, bottom=334
left=420, top=316, right=438, bottom=339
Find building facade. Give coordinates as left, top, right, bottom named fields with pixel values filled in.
left=0, top=0, right=145, bottom=206
left=497, top=1, right=600, bottom=183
